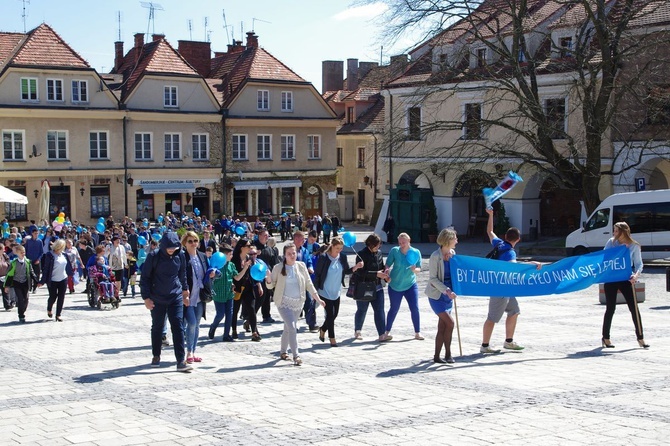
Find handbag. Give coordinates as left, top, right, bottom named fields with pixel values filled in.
left=346, top=275, right=357, bottom=298
left=354, top=280, right=377, bottom=302
left=200, top=286, right=213, bottom=303
left=234, top=286, right=244, bottom=301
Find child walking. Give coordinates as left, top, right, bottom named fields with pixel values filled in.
left=3, top=245, right=38, bottom=323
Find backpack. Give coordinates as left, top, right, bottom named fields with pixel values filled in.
left=485, top=244, right=510, bottom=260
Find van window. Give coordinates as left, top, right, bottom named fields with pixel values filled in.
left=585, top=208, right=609, bottom=231
left=614, top=202, right=670, bottom=233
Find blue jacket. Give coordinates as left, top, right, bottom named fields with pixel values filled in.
left=140, top=231, right=188, bottom=304
left=24, top=237, right=43, bottom=262
left=39, top=251, right=74, bottom=286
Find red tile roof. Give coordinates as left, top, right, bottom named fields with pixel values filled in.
left=0, top=23, right=89, bottom=73
left=209, top=46, right=306, bottom=106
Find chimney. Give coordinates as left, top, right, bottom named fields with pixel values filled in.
left=134, top=33, right=145, bottom=49
left=390, top=54, right=409, bottom=67
left=178, top=40, right=212, bottom=77
left=227, top=40, right=245, bottom=54
left=114, top=41, right=124, bottom=72
left=152, top=33, right=165, bottom=42
left=246, top=31, right=258, bottom=48
left=321, top=60, right=344, bottom=94
left=346, top=58, right=359, bottom=91
left=214, top=51, right=226, bottom=58
left=358, top=62, right=378, bottom=82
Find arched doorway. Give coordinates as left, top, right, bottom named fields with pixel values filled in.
left=453, top=170, right=496, bottom=237
left=539, top=179, right=581, bottom=236
left=302, top=185, right=322, bottom=218
left=388, top=169, right=436, bottom=242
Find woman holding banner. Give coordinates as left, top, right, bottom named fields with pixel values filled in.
left=425, top=228, right=458, bottom=363
left=601, top=222, right=648, bottom=349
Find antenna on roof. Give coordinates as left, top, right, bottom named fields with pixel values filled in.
left=222, top=10, right=231, bottom=45
left=18, top=0, right=30, bottom=33
left=252, top=17, right=271, bottom=32
left=188, top=19, right=192, bottom=40
left=117, top=11, right=122, bottom=41
left=140, top=1, right=164, bottom=36
left=203, top=16, right=209, bottom=41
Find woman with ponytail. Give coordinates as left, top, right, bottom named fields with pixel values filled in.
left=266, top=242, right=324, bottom=365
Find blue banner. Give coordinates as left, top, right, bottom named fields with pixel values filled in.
left=449, top=246, right=631, bottom=297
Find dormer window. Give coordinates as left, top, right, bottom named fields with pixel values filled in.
left=164, top=86, right=178, bottom=107
left=72, top=80, right=88, bottom=103
left=476, top=48, right=487, bottom=67
left=20, top=78, right=38, bottom=102
left=560, top=37, right=573, bottom=58
left=257, top=90, right=270, bottom=111
left=47, top=79, right=64, bottom=102
left=347, top=106, right=355, bottom=124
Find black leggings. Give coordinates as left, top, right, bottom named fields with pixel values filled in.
left=602, top=280, right=644, bottom=340
left=320, top=297, right=340, bottom=339
left=47, top=279, right=68, bottom=317
left=241, top=292, right=258, bottom=333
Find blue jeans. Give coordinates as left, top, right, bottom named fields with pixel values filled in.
left=184, top=301, right=205, bottom=353
left=385, top=283, right=420, bottom=333
left=150, top=296, right=185, bottom=362
left=303, top=291, right=316, bottom=329
left=354, top=287, right=386, bottom=336
left=211, top=300, right=234, bottom=338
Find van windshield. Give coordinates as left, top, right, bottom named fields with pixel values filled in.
left=585, top=208, right=610, bottom=231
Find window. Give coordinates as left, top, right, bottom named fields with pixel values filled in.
left=308, top=135, right=321, bottom=159
left=89, top=131, right=109, bottom=159
left=47, top=79, right=63, bottom=102
left=90, top=185, right=111, bottom=218
left=463, top=103, right=483, bottom=140
left=337, top=147, right=343, bottom=166
left=134, top=133, right=152, bottom=160
left=47, top=130, right=67, bottom=160
left=559, top=37, right=573, bottom=58
left=71, top=80, right=88, bottom=103
left=358, top=189, right=366, bottom=210
left=192, top=134, right=209, bottom=160
left=614, top=203, right=670, bottom=234
left=257, top=134, right=271, bottom=160
left=584, top=208, right=610, bottom=232
left=20, top=78, right=38, bottom=101
left=4, top=187, right=27, bottom=221
left=281, top=135, right=295, bottom=160
left=164, top=86, right=178, bottom=107
left=257, top=90, right=270, bottom=111
left=357, top=147, right=365, bottom=168
left=164, top=133, right=181, bottom=160
left=2, top=130, right=24, bottom=161
left=545, top=98, right=567, bottom=139
left=232, top=134, right=247, bottom=160
left=476, top=48, right=487, bottom=67
left=407, top=106, right=421, bottom=140
left=647, top=86, right=670, bottom=125
left=347, top=106, right=355, bottom=124
left=281, top=91, right=293, bottom=112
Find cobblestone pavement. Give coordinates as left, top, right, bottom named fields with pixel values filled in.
left=1, top=229, right=669, bottom=445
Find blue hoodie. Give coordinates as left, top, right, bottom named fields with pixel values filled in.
left=140, top=231, right=188, bottom=304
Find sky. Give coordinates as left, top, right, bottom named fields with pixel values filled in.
left=0, top=0, right=417, bottom=92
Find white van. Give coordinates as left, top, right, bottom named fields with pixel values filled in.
left=565, top=189, right=670, bottom=260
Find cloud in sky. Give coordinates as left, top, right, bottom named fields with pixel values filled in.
left=333, top=3, right=388, bottom=21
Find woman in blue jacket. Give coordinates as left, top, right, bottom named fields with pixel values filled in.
left=38, top=239, right=73, bottom=322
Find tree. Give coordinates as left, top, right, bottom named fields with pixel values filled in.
left=366, top=0, right=670, bottom=213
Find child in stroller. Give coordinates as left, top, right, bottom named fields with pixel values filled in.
left=88, top=255, right=119, bottom=308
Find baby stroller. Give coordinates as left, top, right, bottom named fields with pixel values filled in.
left=87, top=265, right=120, bottom=309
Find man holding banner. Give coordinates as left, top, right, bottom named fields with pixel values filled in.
left=480, top=209, right=539, bottom=354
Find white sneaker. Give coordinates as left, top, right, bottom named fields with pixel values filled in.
left=480, top=345, right=501, bottom=354
left=503, top=341, right=524, bottom=351
left=354, top=331, right=362, bottom=340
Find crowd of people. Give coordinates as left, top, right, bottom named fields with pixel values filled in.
left=1, top=208, right=649, bottom=372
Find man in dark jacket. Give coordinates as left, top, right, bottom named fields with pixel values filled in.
left=140, top=231, right=192, bottom=372
left=24, top=226, right=43, bottom=293
left=254, top=228, right=279, bottom=323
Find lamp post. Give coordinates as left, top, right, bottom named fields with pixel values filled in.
left=221, top=108, right=229, bottom=216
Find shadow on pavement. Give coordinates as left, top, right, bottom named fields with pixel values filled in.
left=74, top=363, right=165, bottom=383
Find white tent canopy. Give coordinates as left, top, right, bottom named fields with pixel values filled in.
left=0, top=185, right=28, bottom=205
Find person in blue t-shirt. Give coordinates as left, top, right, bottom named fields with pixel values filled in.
left=480, top=208, right=539, bottom=354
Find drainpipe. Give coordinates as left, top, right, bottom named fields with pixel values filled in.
left=221, top=109, right=229, bottom=216
left=123, top=116, right=128, bottom=216
left=388, top=90, right=393, bottom=190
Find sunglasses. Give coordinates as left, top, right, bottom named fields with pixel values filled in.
left=187, top=239, right=198, bottom=244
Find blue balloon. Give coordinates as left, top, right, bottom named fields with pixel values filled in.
left=342, top=232, right=356, bottom=247
left=2, top=222, right=9, bottom=229
left=15, top=235, right=22, bottom=243
left=64, top=221, right=72, bottom=226
left=235, top=225, right=246, bottom=236
left=209, top=252, right=226, bottom=269
left=157, top=215, right=164, bottom=223
left=194, top=208, right=200, bottom=216
left=37, top=233, right=44, bottom=240
left=405, top=248, right=420, bottom=265
left=152, top=233, right=161, bottom=242
left=188, top=218, right=193, bottom=224
left=138, top=249, right=147, bottom=263
left=76, top=226, right=82, bottom=234
left=137, top=235, right=147, bottom=246
left=98, top=217, right=105, bottom=223
left=96, top=222, right=105, bottom=232
left=250, top=261, right=267, bottom=281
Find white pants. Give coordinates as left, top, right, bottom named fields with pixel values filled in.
left=277, top=305, right=302, bottom=357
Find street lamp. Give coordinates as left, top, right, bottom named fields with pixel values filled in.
left=221, top=108, right=229, bottom=216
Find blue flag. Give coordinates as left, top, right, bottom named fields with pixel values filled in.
left=450, top=246, right=631, bottom=297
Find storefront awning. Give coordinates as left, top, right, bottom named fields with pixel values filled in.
left=141, top=182, right=196, bottom=194
left=232, top=179, right=302, bottom=191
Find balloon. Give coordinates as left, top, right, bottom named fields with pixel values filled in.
left=58, top=212, right=65, bottom=218
left=157, top=215, right=164, bottom=223
left=138, top=249, right=147, bottom=263
left=54, top=224, right=63, bottom=232
left=235, top=225, right=246, bottom=236
left=98, top=217, right=105, bottom=223
left=1, top=222, right=8, bottom=229
left=152, top=233, right=161, bottom=242
left=56, top=216, right=64, bottom=223
left=2, top=231, right=9, bottom=238
left=209, top=252, right=226, bottom=269
left=188, top=218, right=193, bottom=224
left=342, top=232, right=356, bottom=247
left=250, top=262, right=267, bottom=281
left=76, top=226, right=82, bottom=234
left=194, top=208, right=200, bottom=216
left=137, top=235, right=147, bottom=246
left=64, top=220, right=71, bottom=226
left=37, top=233, right=44, bottom=240
left=15, top=235, right=22, bottom=243
left=405, top=248, right=420, bottom=265
left=96, top=222, right=105, bottom=232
